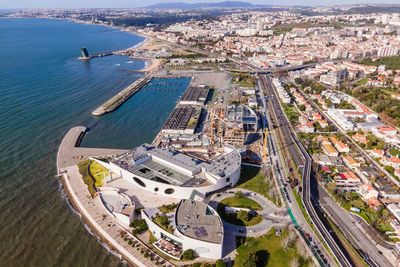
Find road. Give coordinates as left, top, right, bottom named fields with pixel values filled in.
left=318, top=185, right=392, bottom=267
left=258, top=74, right=355, bottom=267
left=258, top=76, right=334, bottom=266
left=291, top=81, right=395, bottom=266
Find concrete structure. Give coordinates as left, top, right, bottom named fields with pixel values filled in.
left=99, top=188, right=135, bottom=228
left=162, top=106, right=201, bottom=135
left=80, top=47, right=90, bottom=59
left=57, top=127, right=172, bottom=267
left=109, top=144, right=241, bottom=199
left=179, top=86, right=209, bottom=106
left=327, top=108, right=355, bottom=131
left=92, top=75, right=152, bottom=116
left=143, top=199, right=224, bottom=260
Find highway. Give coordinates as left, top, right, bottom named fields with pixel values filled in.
left=318, top=185, right=392, bottom=267
left=291, top=81, right=395, bottom=267
left=258, top=74, right=355, bottom=267
left=258, top=76, right=334, bottom=266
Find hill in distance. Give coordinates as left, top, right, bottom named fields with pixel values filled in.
left=146, top=1, right=266, bottom=9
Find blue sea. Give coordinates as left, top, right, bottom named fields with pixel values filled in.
left=0, top=18, right=189, bottom=266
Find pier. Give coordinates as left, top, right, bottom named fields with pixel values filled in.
left=57, top=126, right=170, bottom=267
left=57, top=126, right=128, bottom=169
left=79, top=47, right=113, bottom=61
left=92, top=74, right=152, bottom=116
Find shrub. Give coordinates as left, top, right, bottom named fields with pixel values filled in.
left=238, top=210, right=250, bottom=222
left=215, top=259, right=226, bottom=267
left=182, top=249, right=197, bottom=261
left=130, top=219, right=148, bottom=234
left=159, top=202, right=178, bottom=213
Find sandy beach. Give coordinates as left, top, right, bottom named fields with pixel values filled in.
left=71, top=19, right=160, bottom=73
left=139, top=57, right=162, bottom=72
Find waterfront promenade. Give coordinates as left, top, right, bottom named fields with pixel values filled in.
left=57, top=126, right=127, bottom=168
left=57, top=126, right=173, bottom=267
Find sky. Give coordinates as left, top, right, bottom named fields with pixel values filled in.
left=0, top=0, right=399, bottom=9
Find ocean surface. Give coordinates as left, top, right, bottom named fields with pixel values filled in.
left=0, top=18, right=188, bottom=266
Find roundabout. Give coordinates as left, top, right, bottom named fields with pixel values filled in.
left=208, top=188, right=290, bottom=237
left=217, top=192, right=264, bottom=227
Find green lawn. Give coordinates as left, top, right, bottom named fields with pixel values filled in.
left=292, top=190, right=312, bottom=226
left=77, top=160, right=109, bottom=196
left=354, top=78, right=368, bottom=87
left=89, top=160, right=109, bottom=187
left=232, top=73, right=256, bottom=88
left=237, top=166, right=268, bottom=195
left=389, top=147, right=400, bottom=157
left=217, top=204, right=263, bottom=226
left=234, top=228, right=311, bottom=267
left=236, top=166, right=281, bottom=206
left=220, top=196, right=262, bottom=211
left=77, top=160, right=96, bottom=197
left=282, top=104, right=299, bottom=124
left=360, top=56, right=400, bottom=70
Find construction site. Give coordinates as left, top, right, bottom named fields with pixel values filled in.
left=152, top=71, right=266, bottom=165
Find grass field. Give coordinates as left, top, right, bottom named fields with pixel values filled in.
left=236, top=166, right=280, bottom=206
left=232, top=73, right=256, bottom=88
left=89, top=160, right=109, bottom=187
left=389, top=147, right=400, bottom=157
left=360, top=56, right=400, bottom=70
left=282, top=104, right=299, bottom=124
left=77, top=160, right=96, bottom=196
left=77, top=160, right=109, bottom=196
left=218, top=206, right=263, bottom=226
left=220, top=195, right=262, bottom=210
left=234, top=228, right=311, bottom=267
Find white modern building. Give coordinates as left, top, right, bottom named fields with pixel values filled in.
left=109, top=144, right=241, bottom=200
left=272, top=78, right=291, bottom=104
left=143, top=199, right=224, bottom=260
left=327, top=108, right=355, bottom=131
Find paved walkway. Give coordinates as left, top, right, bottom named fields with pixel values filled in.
left=207, top=188, right=290, bottom=258
left=209, top=188, right=289, bottom=259
left=58, top=126, right=174, bottom=267
left=106, top=177, right=178, bottom=209
left=62, top=166, right=173, bottom=267
left=57, top=126, right=128, bottom=169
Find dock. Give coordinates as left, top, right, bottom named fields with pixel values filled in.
left=92, top=74, right=152, bottom=116
left=57, top=126, right=128, bottom=169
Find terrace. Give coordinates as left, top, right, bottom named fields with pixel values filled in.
left=99, top=190, right=134, bottom=218
left=154, top=235, right=182, bottom=260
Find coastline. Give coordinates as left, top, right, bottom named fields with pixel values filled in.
left=7, top=17, right=160, bottom=74
left=70, top=18, right=158, bottom=73
left=57, top=127, right=170, bottom=267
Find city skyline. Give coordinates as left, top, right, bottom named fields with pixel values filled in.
left=1, top=0, right=400, bottom=9
left=1, top=4, right=400, bottom=267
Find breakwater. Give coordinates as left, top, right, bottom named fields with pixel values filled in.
left=92, top=74, right=152, bottom=116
